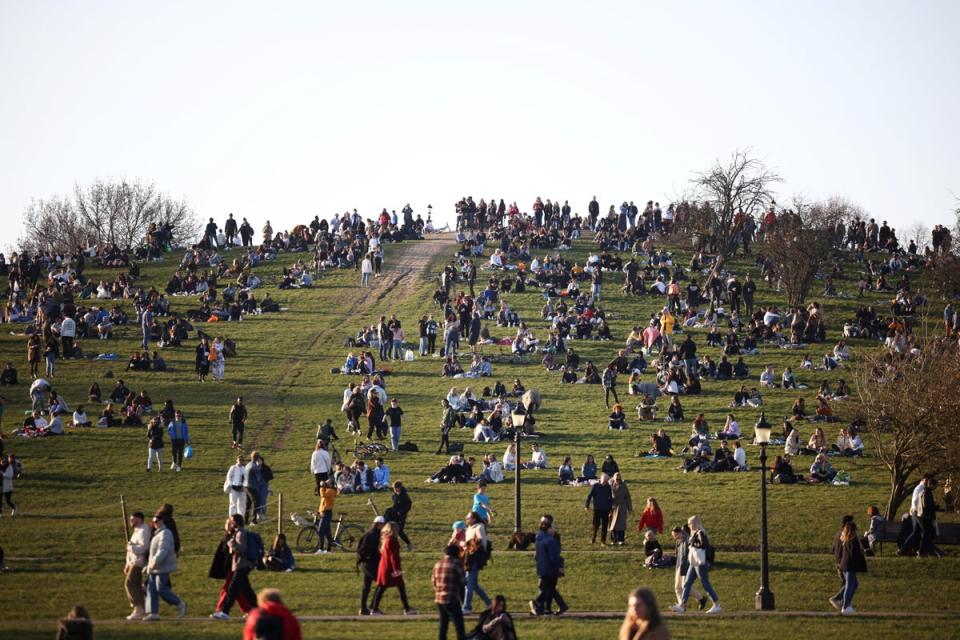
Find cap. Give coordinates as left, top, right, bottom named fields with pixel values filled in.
left=452, top=520, right=466, bottom=530
left=373, top=516, right=386, bottom=524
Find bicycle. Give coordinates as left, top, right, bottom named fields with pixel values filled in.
left=353, top=440, right=388, bottom=460
left=291, top=510, right=365, bottom=554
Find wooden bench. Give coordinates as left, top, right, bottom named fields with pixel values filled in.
left=874, top=519, right=960, bottom=556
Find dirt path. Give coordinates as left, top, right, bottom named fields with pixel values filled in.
left=250, top=233, right=456, bottom=452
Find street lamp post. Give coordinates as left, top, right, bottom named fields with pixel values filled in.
left=510, top=411, right=525, bottom=533
left=754, top=412, right=775, bottom=610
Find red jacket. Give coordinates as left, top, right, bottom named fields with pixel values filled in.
left=242, top=601, right=302, bottom=640
left=637, top=507, right=664, bottom=534
left=376, top=534, right=404, bottom=587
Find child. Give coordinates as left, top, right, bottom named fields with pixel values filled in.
left=449, top=520, right=467, bottom=547
left=643, top=530, right=663, bottom=567
left=472, top=481, right=495, bottom=523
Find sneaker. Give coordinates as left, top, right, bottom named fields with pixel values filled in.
left=404, top=608, right=418, bottom=615
left=406, top=543, right=414, bottom=552
left=461, top=609, right=472, bottom=615
left=210, top=611, right=230, bottom=620
left=698, top=597, right=708, bottom=611
left=170, top=462, right=177, bottom=470
left=314, top=549, right=328, bottom=554
left=669, top=604, right=686, bottom=613
left=556, top=605, right=569, bottom=616
left=706, top=604, right=722, bottom=615
left=369, top=609, right=385, bottom=616
left=177, top=602, right=187, bottom=619
left=176, top=466, right=182, bottom=472
left=828, top=597, right=842, bottom=611
left=126, top=609, right=145, bottom=620
left=358, top=609, right=370, bottom=616
left=528, top=600, right=541, bottom=616
left=841, top=606, right=856, bottom=615
left=142, top=614, right=160, bottom=622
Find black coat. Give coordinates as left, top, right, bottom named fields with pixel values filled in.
left=838, top=538, right=867, bottom=573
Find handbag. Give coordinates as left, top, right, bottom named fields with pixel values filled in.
left=689, top=545, right=707, bottom=567
left=184, top=445, right=194, bottom=459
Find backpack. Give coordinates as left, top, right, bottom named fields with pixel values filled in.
left=398, top=441, right=418, bottom=452
left=252, top=611, right=284, bottom=640
left=245, top=531, right=265, bottom=568
left=260, top=463, right=274, bottom=483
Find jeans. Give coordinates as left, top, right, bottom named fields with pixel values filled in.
left=147, top=447, right=162, bottom=469
left=319, top=510, right=334, bottom=551
left=900, top=515, right=921, bottom=553
left=419, top=336, right=428, bottom=355
left=438, top=601, right=466, bottom=640
left=463, top=561, right=490, bottom=612
left=390, top=426, right=402, bottom=450
left=379, top=339, right=390, bottom=361
left=680, top=564, right=719, bottom=605
left=145, top=572, right=181, bottom=614
left=393, top=340, right=403, bottom=359
left=170, top=439, right=185, bottom=466
left=361, top=272, right=371, bottom=287
left=684, top=358, right=698, bottom=379
left=842, top=570, right=858, bottom=609
left=45, top=355, right=55, bottom=377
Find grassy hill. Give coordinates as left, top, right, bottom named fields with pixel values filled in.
left=0, top=233, right=957, bottom=639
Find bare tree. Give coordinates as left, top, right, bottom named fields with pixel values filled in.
left=757, top=196, right=858, bottom=306
left=18, top=179, right=199, bottom=254
left=18, top=197, right=92, bottom=255
left=854, top=337, right=960, bottom=519
left=907, top=222, right=930, bottom=251
left=689, top=150, right=781, bottom=255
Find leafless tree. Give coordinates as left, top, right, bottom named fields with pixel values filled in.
left=757, top=196, right=857, bottom=306
left=907, top=223, right=930, bottom=251
left=18, top=179, right=199, bottom=254
left=853, top=337, right=960, bottom=519
left=689, top=150, right=781, bottom=255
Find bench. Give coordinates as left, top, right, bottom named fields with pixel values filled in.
left=874, top=519, right=960, bottom=556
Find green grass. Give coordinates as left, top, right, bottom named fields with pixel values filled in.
left=0, top=235, right=956, bottom=638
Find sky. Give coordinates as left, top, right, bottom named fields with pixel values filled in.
left=1, top=0, right=958, bottom=247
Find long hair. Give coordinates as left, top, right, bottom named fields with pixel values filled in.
left=380, top=522, right=395, bottom=550
left=618, top=587, right=663, bottom=640
left=688, top=514, right=703, bottom=533
left=840, top=520, right=857, bottom=544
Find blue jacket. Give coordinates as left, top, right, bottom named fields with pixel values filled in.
left=167, top=419, right=189, bottom=441
left=535, top=530, right=563, bottom=577
left=586, top=483, right=613, bottom=511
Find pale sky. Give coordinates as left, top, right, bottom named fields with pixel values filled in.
left=1, top=0, right=958, bottom=246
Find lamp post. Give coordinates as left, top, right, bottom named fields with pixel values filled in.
left=754, top=412, right=775, bottom=610
left=510, top=410, right=526, bottom=533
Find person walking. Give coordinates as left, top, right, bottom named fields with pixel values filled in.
left=361, top=254, right=373, bottom=287
left=828, top=514, right=854, bottom=610
left=603, top=362, right=619, bottom=408
left=146, top=418, right=164, bottom=472
left=433, top=544, right=466, bottom=640
left=166, top=410, right=189, bottom=472
left=243, top=452, right=266, bottom=525
left=585, top=474, right=614, bottom=545
left=0, top=455, right=16, bottom=517
left=143, top=513, right=187, bottom=621
left=310, top=440, right=333, bottom=495
left=834, top=520, right=867, bottom=614
left=124, top=511, right=151, bottom=620
left=461, top=511, right=492, bottom=615
left=671, top=515, right=721, bottom=614
left=230, top=397, right=247, bottom=449
left=357, top=516, right=385, bottom=615
left=388, top=481, right=414, bottom=550
left=671, top=526, right=706, bottom=611
left=529, top=514, right=567, bottom=616
left=224, top=455, right=247, bottom=516
left=609, top=472, right=633, bottom=545
left=918, top=476, right=940, bottom=557
left=369, top=522, right=417, bottom=615
left=619, top=587, right=671, bottom=640
left=209, top=517, right=254, bottom=619
left=211, top=514, right=259, bottom=620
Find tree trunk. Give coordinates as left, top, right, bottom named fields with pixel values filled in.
left=885, top=471, right=911, bottom=521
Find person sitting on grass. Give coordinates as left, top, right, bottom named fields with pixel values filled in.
left=807, top=426, right=827, bottom=454
left=521, top=443, right=547, bottom=470
left=715, top=414, right=740, bottom=440
left=608, top=404, right=627, bottom=431
left=264, top=534, right=296, bottom=572
left=759, top=364, right=777, bottom=388
left=558, top=456, right=575, bottom=485
left=861, top=505, right=886, bottom=556
left=771, top=454, right=798, bottom=484
left=649, top=429, right=673, bottom=456
left=681, top=438, right=712, bottom=473
left=808, top=453, right=837, bottom=483
left=642, top=530, right=665, bottom=567
left=666, top=396, right=684, bottom=422
left=637, top=394, right=657, bottom=420
left=579, top=454, right=597, bottom=482
left=782, top=367, right=798, bottom=389
left=791, top=398, right=809, bottom=420
left=72, top=405, right=92, bottom=428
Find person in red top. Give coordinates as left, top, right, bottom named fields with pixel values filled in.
left=636, top=497, right=664, bottom=534
left=242, top=589, right=302, bottom=640
left=370, top=522, right=417, bottom=615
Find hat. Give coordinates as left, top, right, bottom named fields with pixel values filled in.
left=373, top=516, right=386, bottom=525
left=452, top=520, right=466, bottom=530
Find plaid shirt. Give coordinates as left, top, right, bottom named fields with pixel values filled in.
left=432, top=555, right=465, bottom=604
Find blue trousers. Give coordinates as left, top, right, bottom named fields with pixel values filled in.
left=680, top=564, right=719, bottom=605
left=145, top=572, right=181, bottom=614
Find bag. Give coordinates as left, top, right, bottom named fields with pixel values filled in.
left=449, top=442, right=464, bottom=454
left=245, top=531, right=265, bottom=568
left=331, top=368, right=341, bottom=374
left=404, top=349, right=415, bottom=361
left=398, top=441, right=419, bottom=452
left=690, top=546, right=707, bottom=567
left=184, top=445, right=194, bottom=459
